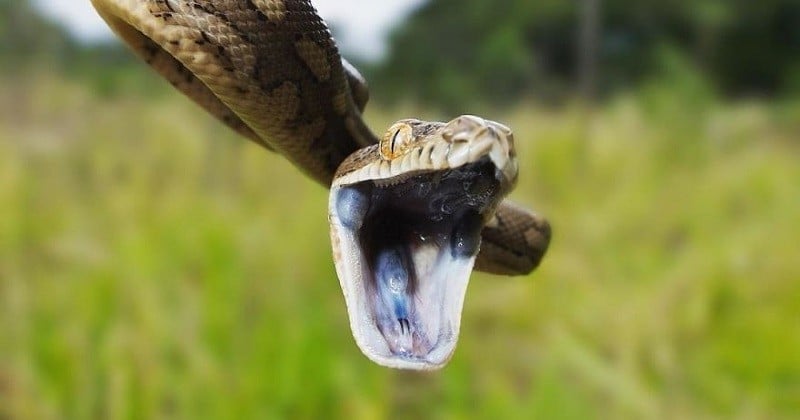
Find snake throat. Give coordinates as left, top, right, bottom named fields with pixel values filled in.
left=331, top=158, right=506, bottom=368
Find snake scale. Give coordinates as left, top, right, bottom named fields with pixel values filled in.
left=91, top=0, right=551, bottom=369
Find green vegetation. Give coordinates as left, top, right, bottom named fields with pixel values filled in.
left=1, top=72, right=798, bottom=418
left=2, top=1, right=799, bottom=417
left=372, top=0, right=800, bottom=108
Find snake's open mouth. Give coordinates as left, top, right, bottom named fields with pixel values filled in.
left=334, top=160, right=497, bottom=367
left=328, top=115, right=518, bottom=369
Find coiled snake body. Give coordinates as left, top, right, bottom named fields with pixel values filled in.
left=91, top=0, right=550, bottom=370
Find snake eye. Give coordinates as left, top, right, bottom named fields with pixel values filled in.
left=380, top=122, right=413, bottom=160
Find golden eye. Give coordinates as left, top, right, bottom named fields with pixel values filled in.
left=380, top=122, right=413, bottom=160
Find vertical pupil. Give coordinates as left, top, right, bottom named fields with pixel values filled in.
left=391, top=129, right=401, bottom=154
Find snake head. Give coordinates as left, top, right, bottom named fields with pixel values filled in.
left=328, top=115, right=518, bottom=370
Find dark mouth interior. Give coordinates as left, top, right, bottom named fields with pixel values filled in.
left=335, top=158, right=503, bottom=357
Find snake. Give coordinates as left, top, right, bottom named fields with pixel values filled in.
left=90, top=0, right=551, bottom=370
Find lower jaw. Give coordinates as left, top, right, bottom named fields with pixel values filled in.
left=329, top=210, right=478, bottom=369
left=357, top=253, right=476, bottom=369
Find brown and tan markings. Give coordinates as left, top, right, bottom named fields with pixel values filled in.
left=250, top=0, right=287, bottom=22
left=90, top=0, right=549, bottom=277
left=90, top=0, right=552, bottom=369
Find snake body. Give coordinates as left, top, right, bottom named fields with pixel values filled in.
left=91, top=0, right=551, bottom=369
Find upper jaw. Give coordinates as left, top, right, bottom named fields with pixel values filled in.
left=333, top=115, right=518, bottom=190
left=329, top=115, right=518, bottom=370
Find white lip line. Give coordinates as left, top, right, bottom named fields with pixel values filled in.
left=342, top=156, right=507, bottom=193
left=334, top=124, right=514, bottom=189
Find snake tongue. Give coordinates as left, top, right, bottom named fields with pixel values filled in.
left=329, top=159, right=503, bottom=370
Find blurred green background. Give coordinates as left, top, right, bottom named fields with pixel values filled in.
left=2, top=0, right=799, bottom=418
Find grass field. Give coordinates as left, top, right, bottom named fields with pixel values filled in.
left=1, top=74, right=799, bottom=418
